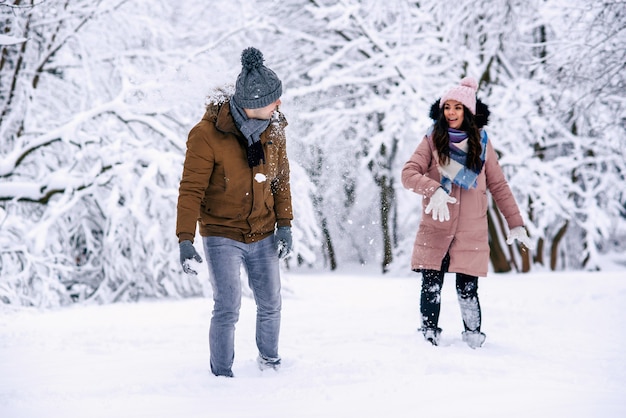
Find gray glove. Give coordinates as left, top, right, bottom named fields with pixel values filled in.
left=179, top=240, right=203, bottom=275
left=275, top=226, right=293, bottom=259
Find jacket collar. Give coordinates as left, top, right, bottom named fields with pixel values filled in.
left=212, top=101, right=242, bottom=137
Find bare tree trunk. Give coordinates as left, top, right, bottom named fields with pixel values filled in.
left=487, top=209, right=511, bottom=273
left=550, top=221, right=568, bottom=270
left=378, top=175, right=395, bottom=273
left=535, top=238, right=544, bottom=266
left=312, top=193, right=336, bottom=271
left=521, top=248, right=531, bottom=272
left=320, top=215, right=337, bottom=271
left=307, top=147, right=337, bottom=270
left=488, top=197, right=534, bottom=273
left=369, top=130, right=398, bottom=274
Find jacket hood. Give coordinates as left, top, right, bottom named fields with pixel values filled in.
left=205, top=84, right=235, bottom=106
left=429, top=98, right=490, bottom=129
left=201, top=98, right=242, bottom=139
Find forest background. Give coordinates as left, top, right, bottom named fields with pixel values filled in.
left=1, top=0, right=625, bottom=307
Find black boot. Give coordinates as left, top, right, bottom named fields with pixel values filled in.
left=420, top=268, right=445, bottom=345
left=419, top=326, right=442, bottom=346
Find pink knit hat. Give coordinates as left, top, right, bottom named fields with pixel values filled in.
left=439, top=77, right=478, bottom=115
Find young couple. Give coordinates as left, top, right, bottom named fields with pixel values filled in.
left=176, top=48, right=531, bottom=377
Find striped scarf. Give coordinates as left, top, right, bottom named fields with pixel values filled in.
left=437, top=128, right=488, bottom=193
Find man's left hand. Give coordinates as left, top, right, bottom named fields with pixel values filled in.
left=275, top=226, right=293, bottom=259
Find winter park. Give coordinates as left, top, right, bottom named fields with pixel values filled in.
left=1, top=1, right=625, bottom=417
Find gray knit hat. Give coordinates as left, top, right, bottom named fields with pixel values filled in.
left=233, top=47, right=282, bottom=109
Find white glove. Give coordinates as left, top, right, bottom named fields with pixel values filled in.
left=425, top=188, right=457, bottom=222
left=506, top=226, right=534, bottom=250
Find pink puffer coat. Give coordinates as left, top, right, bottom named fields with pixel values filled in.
left=401, top=132, right=523, bottom=277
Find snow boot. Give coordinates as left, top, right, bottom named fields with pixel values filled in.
left=419, top=327, right=442, bottom=346
left=257, top=354, right=281, bottom=371
left=462, top=331, right=486, bottom=349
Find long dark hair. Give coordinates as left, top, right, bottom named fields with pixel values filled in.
left=431, top=102, right=483, bottom=172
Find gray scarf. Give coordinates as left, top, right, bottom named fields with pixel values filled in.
left=229, top=98, right=269, bottom=167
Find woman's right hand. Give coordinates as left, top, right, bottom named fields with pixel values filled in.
left=425, top=188, right=457, bottom=222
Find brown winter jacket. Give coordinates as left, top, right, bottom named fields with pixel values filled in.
left=401, top=132, right=523, bottom=277
left=176, top=99, right=293, bottom=244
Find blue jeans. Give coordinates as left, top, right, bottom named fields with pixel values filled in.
left=202, top=235, right=282, bottom=376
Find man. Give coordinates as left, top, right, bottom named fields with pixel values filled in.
left=176, top=47, right=293, bottom=377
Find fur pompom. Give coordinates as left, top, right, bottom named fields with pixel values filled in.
left=474, top=99, right=490, bottom=128
left=241, top=47, right=264, bottom=70
left=429, top=99, right=441, bottom=121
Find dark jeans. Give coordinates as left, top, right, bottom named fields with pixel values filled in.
left=420, top=253, right=482, bottom=332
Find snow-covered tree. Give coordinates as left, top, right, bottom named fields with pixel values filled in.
left=1, top=0, right=624, bottom=307
left=259, top=0, right=626, bottom=274
left=258, top=0, right=441, bottom=272
left=0, top=0, right=320, bottom=306
left=482, top=0, right=626, bottom=271
left=1, top=0, right=193, bottom=306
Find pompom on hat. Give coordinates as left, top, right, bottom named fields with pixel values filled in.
left=233, top=47, right=282, bottom=109
left=439, top=76, right=478, bottom=115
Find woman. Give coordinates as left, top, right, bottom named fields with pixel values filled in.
left=401, top=77, right=532, bottom=348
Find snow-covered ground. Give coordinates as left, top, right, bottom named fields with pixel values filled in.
left=1, top=268, right=625, bottom=418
